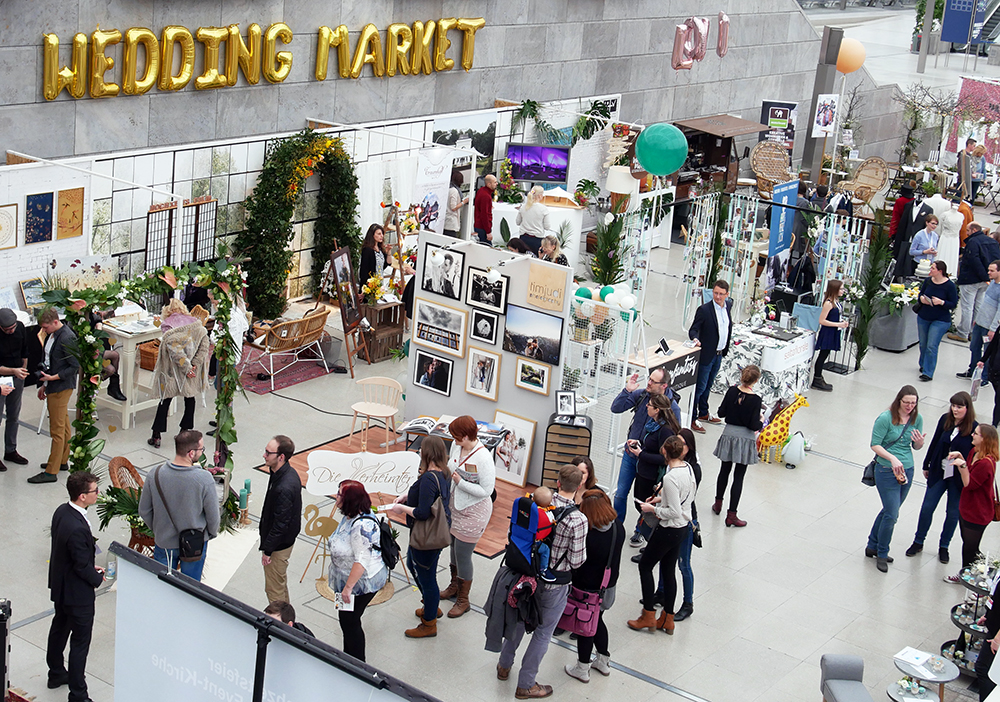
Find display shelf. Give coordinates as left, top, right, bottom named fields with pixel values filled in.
left=950, top=603, right=988, bottom=637
left=942, top=567, right=990, bottom=678
left=941, top=637, right=980, bottom=675
left=959, top=565, right=996, bottom=597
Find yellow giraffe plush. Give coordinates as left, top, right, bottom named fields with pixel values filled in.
left=757, top=394, right=809, bottom=463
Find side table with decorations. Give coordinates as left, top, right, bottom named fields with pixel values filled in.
left=941, top=564, right=997, bottom=677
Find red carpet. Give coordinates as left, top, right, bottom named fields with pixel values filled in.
left=239, top=345, right=334, bottom=395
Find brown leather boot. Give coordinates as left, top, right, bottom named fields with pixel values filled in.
left=656, top=610, right=675, bottom=635
left=404, top=617, right=437, bottom=638
left=440, top=564, right=460, bottom=600
left=414, top=605, right=443, bottom=619
left=712, top=498, right=723, bottom=515
left=448, top=579, right=472, bottom=618
left=627, top=609, right=658, bottom=631
left=725, top=510, right=747, bottom=527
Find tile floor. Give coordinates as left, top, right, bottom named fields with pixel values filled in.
left=3, top=241, right=1000, bottom=702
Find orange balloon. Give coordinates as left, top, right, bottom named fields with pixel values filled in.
left=837, top=38, right=865, bottom=74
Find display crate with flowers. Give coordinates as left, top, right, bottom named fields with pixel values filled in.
left=357, top=277, right=404, bottom=363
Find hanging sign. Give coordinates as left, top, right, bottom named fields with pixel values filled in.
left=758, top=100, right=797, bottom=151
left=527, top=261, right=567, bottom=313
left=305, top=450, right=420, bottom=497
left=413, top=148, right=454, bottom=235
left=811, top=94, right=839, bottom=138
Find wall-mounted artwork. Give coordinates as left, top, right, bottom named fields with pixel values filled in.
left=514, top=358, right=551, bottom=396
left=49, top=255, right=116, bottom=292
left=25, top=193, right=53, bottom=244
left=413, top=350, right=453, bottom=397
left=57, top=187, right=84, bottom=240
left=19, top=277, right=45, bottom=309
left=470, top=309, right=499, bottom=345
left=413, top=298, right=467, bottom=358
left=0, top=204, right=17, bottom=250
left=466, top=346, right=501, bottom=401
left=494, top=410, right=536, bottom=488
left=502, top=304, right=563, bottom=365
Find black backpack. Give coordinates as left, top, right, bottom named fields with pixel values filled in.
left=361, top=514, right=401, bottom=570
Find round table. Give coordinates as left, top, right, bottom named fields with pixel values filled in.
left=891, top=656, right=960, bottom=701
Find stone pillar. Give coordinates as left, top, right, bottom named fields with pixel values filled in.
left=801, top=27, right=843, bottom=185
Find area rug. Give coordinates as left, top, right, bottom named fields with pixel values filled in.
left=239, top=345, right=335, bottom=395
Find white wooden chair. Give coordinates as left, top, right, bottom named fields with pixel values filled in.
left=349, top=377, right=403, bottom=453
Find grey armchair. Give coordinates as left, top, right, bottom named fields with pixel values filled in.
left=820, top=654, right=873, bottom=702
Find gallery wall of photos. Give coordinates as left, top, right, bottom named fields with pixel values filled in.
left=406, top=231, right=574, bottom=489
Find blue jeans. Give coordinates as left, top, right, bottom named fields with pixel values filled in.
left=613, top=450, right=638, bottom=525
left=678, top=521, right=695, bottom=604
left=407, top=547, right=442, bottom=619
left=866, top=464, right=914, bottom=558
left=916, top=317, right=950, bottom=378
left=694, top=354, right=723, bottom=418
left=970, top=324, right=991, bottom=378
left=153, top=543, right=208, bottom=581
left=913, top=475, right=962, bottom=549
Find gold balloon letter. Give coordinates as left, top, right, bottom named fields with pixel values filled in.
left=434, top=18, right=457, bottom=72
left=262, top=22, right=293, bottom=83
left=350, top=23, right=384, bottom=79
left=43, top=33, right=88, bottom=100
left=411, top=20, right=436, bottom=75
left=90, top=29, right=121, bottom=98
left=123, top=28, right=159, bottom=95
left=386, top=23, right=412, bottom=77
left=316, top=25, right=350, bottom=80
left=456, top=18, right=485, bottom=72
left=226, top=24, right=262, bottom=86
left=159, top=26, right=195, bottom=91
left=195, top=27, right=229, bottom=90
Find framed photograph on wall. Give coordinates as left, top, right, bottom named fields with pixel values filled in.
left=330, top=248, right=362, bottom=333
left=514, top=358, right=551, bottom=395
left=25, top=193, right=53, bottom=245
left=470, top=309, right=499, bottom=345
left=502, top=303, right=563, bottom=365
left=0, top=204, right=17, bottom=250
left=19, top=277, right=44, bottom=309
left=420, top=243, right=464, bottom=301
left=494, top=410, right=536, bottom=488
left=466, top=266, right=509, bottom=314
left=466, top=346, right=501, bottom=401
left=412, top=349, right=453, bottom=397
left=413, top=298, right=467, bottom=358
left=555, top=390, right=576, bottom=416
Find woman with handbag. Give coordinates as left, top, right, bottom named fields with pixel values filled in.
left=905, top=392, right=977, bottom=564
left=627, top=436, right=697, bottom=635
left=564, top=489, right=625, bottom=683
left=712, top=364, right=763, bottom=528
left=439, top=416, right=495, bottom=619
left=327, top=480, right=389, bottom=662
left=389, top=436, right=452, bottom=638
left=866, top=386, right=925, bottom=573
left=674, top=428, right=702, bottom=622
left=915, top=260, right=958, bottom=381
left=944, top=424, right=999, bottom=582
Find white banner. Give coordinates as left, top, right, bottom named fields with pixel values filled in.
left=811, top=93, right=838, bottom=138
left=305, top=450, right=420, bottom=497
left=413, top=147, right=454, bottom=235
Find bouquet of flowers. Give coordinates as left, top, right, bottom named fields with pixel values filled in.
left=749, top=294, right=778, bottom=325
left=882, top=281, right=921, bottom=316
left=361, top=274, right=385, bottom=305
left=495, top=158, right=524, bottom=204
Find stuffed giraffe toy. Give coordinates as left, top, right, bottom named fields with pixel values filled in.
left=757, top=394, right=809, bottom=463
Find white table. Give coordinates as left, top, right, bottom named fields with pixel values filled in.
left=98, top=321, right=163, bottom=429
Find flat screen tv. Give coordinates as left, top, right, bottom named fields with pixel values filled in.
left=505, top=143, right=571, bottom=184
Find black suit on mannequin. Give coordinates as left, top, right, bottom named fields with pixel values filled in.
left=895, top=199, right=933, bottom=277
left=47, top=502, right=103, bottom=700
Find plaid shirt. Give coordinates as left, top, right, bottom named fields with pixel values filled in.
left=549, top=493, right=589, bottom=573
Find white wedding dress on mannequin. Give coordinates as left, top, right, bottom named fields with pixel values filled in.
left=938, top=203, right=964, bottom=274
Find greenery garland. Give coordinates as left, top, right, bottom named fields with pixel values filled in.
left=237, top=129, right=358, bottom=319
left=41, top=259, right=246, bottom=472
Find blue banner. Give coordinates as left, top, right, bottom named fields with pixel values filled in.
left=941, top=0, right=987, bottom=45
left=769, top=180, right=798, bottom=258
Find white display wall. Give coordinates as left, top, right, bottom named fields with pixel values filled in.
left=406, top=231, right=573, bottom=488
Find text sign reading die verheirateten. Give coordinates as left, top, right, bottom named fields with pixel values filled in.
left=41, top=18, right=485, bottom=101
left=305, top=450, right=420, bottom=498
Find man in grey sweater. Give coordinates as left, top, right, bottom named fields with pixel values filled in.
left=139, top=430, right=220, bottom=581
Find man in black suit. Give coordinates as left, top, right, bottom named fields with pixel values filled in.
left=46, top=470, right=104, bottom=700
left=688, top=279, right=734, bottom=433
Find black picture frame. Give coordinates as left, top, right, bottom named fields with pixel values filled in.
left=420, top=243, right=464, bottom=301
left=555, top=390, right=576, bottom=416
left=502, top=303, right=563, bottom=365
left=465, top=266, right=509, bottom=315
left=412, top=350, right=453, bottom=397
left=329, top=248, right=362, bottom=333
left=470, top=309, right=499, bottom=345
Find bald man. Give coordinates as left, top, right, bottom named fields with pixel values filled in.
left=474, top=174, right=498, bottom=244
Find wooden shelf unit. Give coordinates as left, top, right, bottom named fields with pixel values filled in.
left=541, top=414, right=594, bottom=488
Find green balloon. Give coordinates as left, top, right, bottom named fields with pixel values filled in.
left=635, top=123, right=688, bottom=176
left=599, top=285, right=616, bottom=301
left=575, top=287, right=593, bottom=299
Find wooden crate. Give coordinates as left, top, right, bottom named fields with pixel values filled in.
left=541, top=414, right=593, bottom=488
left=138, top=340, right=159, bottom=371
left=358, top=301, right=405, bottom=363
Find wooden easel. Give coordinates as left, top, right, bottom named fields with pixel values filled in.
left=344, top=323, right=371, bottom=378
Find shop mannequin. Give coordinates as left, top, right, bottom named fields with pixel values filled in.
left=924, top=192, right=951, bottom=220
left=895, top=195, right=934, bottom=280
left=938, top=200, right=965, bottom=275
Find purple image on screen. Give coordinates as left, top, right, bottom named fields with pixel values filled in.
left=506, top=144, right=570, bottom=183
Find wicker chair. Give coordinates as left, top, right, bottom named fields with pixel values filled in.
left=750, top=141, right=795, bottom=199
left=108, top=456, right=156, bottom=557
left=837, top=157, right=889, bottom=212
left=244, top=308, right=331, bottom=391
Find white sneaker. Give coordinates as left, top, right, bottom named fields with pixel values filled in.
left=565, top=661, right=590, bottom=683
left=629, top=533, right=645, bottom=548
left=591, top=654, right=611, bottom=676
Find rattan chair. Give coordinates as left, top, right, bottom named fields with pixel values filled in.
left=243, top=308, right=331, bottom=391
left=108, top=456, right=156, bottom=557
left=837, top=157, right=889, bottom=212
left=349, top=377, right=403, bottom=453
left=750, top=141, right=795, bottom=199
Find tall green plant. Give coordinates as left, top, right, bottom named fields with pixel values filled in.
left=851, top=214, right=892, bottom=370
left=314, top=143, right=361, bottom=289
left=589, top=213, right=628, bottom=286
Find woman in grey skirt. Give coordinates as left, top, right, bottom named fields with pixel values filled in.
left=712, top=365, right=763, bottom=527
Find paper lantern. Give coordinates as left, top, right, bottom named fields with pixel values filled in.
left=635, top=123, right=688, bottom=177
left=837, top=38, right=866, bottom=74
left=575, top=287, right=593, bottom=299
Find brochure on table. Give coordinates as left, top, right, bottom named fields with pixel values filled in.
left=406, top=231, right=573, bottom=488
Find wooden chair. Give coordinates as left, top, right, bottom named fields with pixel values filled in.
left=837, top=157, right=889, bottom=212
left=750, top=141, right=795, bottom=199
left=349, top=377, right=403, bottom=453
left=108, top=456, right=156, bottom=557
left=244, top=308, right=331, bottom=390
left=189, top=304, right=210, bottom=326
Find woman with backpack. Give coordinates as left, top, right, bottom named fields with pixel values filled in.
left=389, top=436, right=452, bottom=639
left=327, top=480, right=389, bottom=662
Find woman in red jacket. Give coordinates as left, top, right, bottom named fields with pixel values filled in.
left=946, top=424, right=999, bottom=582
